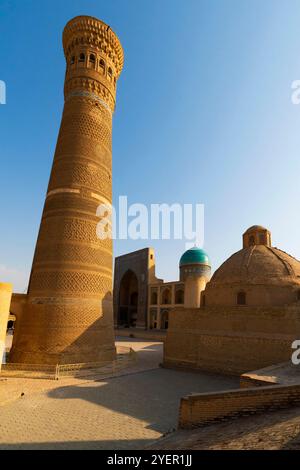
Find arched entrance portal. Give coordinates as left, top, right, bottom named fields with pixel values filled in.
left=118, top=270, right=139, bottom=327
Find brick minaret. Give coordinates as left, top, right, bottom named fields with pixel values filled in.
left=11, top=16, right=124, bottom=364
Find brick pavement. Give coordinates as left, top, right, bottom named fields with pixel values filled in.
left=0, top=338, right=237, bottom=449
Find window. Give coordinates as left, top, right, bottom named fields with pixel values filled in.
left=99, top=58, right=105, bottom=72
left=201, top=293, right=206, bottom=307
left=237, top=292, right=246, bottom=305
left=249, top=235, right=255, bottom=246
left=151, top=291, right=157, bottom=305
left=89, top=54, right=96, bottom=65
left=161, top=288, right=171, bottom=305
left=108, top=67, right=113, bottom=79
left=70, top=56, right=75, bottom=65
left=149, top=309, right=157, bottom=329
left=78, top=53, right=85, bottom=63
left=161, top=311, right=169, bottom=330
left=175, top=289, right=184, bottom=304
left=297, top=290, right=300, bottom=301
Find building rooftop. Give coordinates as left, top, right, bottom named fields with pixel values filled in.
left=210, top=245, right=300, bottom=285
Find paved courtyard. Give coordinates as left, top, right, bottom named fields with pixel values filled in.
left=0, top=338, right=238, bottom=450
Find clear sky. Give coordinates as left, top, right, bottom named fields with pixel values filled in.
left=1, top=0, right=300, bottom=292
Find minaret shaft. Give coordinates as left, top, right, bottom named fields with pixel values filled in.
left=10, top=16, right=123, bottom=364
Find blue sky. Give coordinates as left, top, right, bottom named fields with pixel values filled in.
left=1, top=0, right=300, bottom=292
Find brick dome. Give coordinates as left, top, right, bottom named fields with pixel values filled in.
left=204, top=244, right=300, bottom=308
left=211, top=245, right=300, bottom=285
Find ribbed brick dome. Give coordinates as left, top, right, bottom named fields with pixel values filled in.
left=211, top=245, right=300, bottom=285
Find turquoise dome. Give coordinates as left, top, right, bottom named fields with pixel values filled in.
left=179, top=247, right=210, bottom=267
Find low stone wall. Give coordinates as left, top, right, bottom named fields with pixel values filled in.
left=179, top=383, right=300, bottom=429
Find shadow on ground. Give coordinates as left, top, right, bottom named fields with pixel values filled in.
left=0, top=339, right=239, bottom=450
left=48, top=366, right=238, bottom=434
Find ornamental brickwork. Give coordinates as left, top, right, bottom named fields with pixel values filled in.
left=10, top=16, right=123, bottom=364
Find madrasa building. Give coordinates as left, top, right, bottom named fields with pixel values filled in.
left=113, top=245, right=211, bottom=330
left=113, top=224, right=300, bottom=374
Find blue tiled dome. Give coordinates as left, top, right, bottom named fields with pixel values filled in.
left=179, top=247, right=210, bottom=267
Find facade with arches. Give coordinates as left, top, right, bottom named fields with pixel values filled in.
left=67, top=45, right=118, bottom=91
left=114, top=246, right=211, bottom=330
left=148, top=281, right=185, bottom=330
left=148, top=246, right=211, bottom=330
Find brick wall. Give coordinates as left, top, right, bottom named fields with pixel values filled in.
left=179, top=383, right=300, bottom=429
left=163, top=306, right=299, bottom=375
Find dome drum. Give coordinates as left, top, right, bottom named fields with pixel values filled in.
left=179, top=247, right=211, bottom=282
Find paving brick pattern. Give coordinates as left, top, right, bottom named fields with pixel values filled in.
left=0, top=338, right=237, bottom=449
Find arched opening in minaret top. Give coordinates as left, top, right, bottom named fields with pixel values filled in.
left=99, top=58, right=105, bottom=73
left=89, top=54, right=96, bottom=67
left=78, top=53, right=85, bottom=63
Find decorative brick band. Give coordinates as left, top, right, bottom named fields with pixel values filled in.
left=65, top=90, right=112, bottom=115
